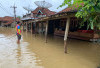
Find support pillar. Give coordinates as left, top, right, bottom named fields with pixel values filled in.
left=22, top=22, right=24, bottom=31
left=34, top=22, right=36, bottom=37
left=64, top=17, right=70, bottom=53
left=26, top=22, right=28, bottom=32
left=23, top=22, right=25, bottom=31
left=41, top=22, right=44, bottom=34
left=45, top=20, right=48, bottom=43
left=31, top=22, right=33, bottom=33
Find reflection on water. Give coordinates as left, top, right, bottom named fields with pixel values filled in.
left=16, top=44, right=21, bottom=64
left=0, top=27, right=100, bottom=68
left=0, top=27, right=43, bottom=68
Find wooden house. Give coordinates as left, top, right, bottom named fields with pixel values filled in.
left=31, top=5, right=100, bottom=53
left=33, top=5, right=100, bottom=41
left=21, top=3, right=100, bottom=53
left=51, top=6, right=100, bottom=41
left=22, top=7, right=56, bottom=34
left=0, top=16, right=20, bottom=27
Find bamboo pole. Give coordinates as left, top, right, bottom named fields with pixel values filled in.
left=45, top=20, right=48, bottom=43
left=64, top=17, right=70, bottom=53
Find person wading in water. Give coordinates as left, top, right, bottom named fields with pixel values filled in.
left=16, top=21, right=21, bottom=44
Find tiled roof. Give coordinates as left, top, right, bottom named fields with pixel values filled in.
left=58, top=3, right=84, bottom=13
left=0, top=16, right=20, bottom=25
left=2, top=16, right=14, bottom=21
left=32, top=7, right=56, bottom=16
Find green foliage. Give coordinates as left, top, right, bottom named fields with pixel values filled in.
left=17, top=16, right=21, bottom=19
left=60, top=0, right=100, bottom=30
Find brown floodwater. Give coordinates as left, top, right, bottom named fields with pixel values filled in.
left=0, top=27, right=100, bottom=68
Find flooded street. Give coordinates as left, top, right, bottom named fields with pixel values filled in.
left=0, top=27, right=100, bottom=68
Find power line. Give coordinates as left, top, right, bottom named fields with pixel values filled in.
left=0, top=6, right=13, bottom=16
left=0, top=0, right=23, bottom=17
left=0, top=3, right=13, bottom=16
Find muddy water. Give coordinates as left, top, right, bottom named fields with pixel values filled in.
left=0, top=27, right=100, bottom=68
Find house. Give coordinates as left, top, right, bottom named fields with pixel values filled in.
left=29, top=4, right=99, bottom=53
left=0, top=17, right=3, bottom=26
left=52, top=5, right=99, bottom=41
left=21, top=2, right=100, bottom=53
left=31, top=7, right=56, bottom=18
left=0, top=16, right=20, bottom=27
left=22, top=7, right=56, bottom=33
left=32, top=3, right=99, bottom=41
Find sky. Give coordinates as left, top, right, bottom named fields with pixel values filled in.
left=0, top=0, right=68, bottom=17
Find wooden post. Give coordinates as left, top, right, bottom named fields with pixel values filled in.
left=23, top=22, right=24, bottom=31
left=45, top=20, right=48, bottom=43
left=64, top=17, right=70, bottom=53
left=34, top=22, right=36, bottom=37
left=41, top=22, right=44, bottom=34
left=26, top=22, right=28, bottom=32
left=31, top=22, right=33, bottom=33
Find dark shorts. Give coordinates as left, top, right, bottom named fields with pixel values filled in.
left=17, top=34, right=21, bottom=40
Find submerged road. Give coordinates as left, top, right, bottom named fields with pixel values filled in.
left=0, top=27, right=100, bottom=68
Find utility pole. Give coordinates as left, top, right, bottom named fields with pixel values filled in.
left=11, top=4, right=17, bottom=27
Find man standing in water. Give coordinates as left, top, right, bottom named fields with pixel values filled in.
left=16, top=21, right=21, bottom=44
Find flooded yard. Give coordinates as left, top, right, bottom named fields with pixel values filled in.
left=0, top=27, right=100, bottom=68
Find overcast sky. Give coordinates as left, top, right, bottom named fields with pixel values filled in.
left=0, top=0, right=68, bottom=17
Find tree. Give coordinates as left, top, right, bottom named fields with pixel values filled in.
left=59, top=0, right=100, bottom=30
left=17, top=16, right=21, bottom=19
